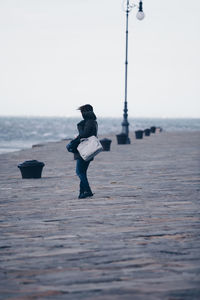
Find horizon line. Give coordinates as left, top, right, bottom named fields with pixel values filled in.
left=0, top=115, right=200, bottom=119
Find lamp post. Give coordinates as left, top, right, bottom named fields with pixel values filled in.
left=119, top=0, right=145, bottom=144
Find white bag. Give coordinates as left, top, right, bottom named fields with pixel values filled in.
left=77, top=135, right=103, bottom=161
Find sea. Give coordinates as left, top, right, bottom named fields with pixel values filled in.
left=0, top=116, right=199, bottom=154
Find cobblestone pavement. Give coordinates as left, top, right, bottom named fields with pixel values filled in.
left=0, top=131, right=200, bottom=300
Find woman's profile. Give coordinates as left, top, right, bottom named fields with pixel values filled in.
left=74, top=104, right=98, bottom=199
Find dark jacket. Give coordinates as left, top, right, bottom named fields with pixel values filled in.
left=74, top=111, right=98, bottom=160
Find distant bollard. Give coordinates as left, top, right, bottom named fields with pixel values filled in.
left=157, top=127, right=163, bottom=133
left=18, top=160, right=45, bottom=179
left=144, top=128, right=151, bottom=136
left=100, top=138, right=112, bottom=151
left=135, top=130, right=143, bottom=139
left=116, top=133, right=128, bottom=144
left=150, top=126, right=156, bottom=133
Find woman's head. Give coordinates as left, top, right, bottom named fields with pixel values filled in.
left=78, top=104, right=93, bottom=113
left=78, top=104, right=96, bottom=120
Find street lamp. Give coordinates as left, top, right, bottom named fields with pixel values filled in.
left=118, top=0, right=145, bottom=144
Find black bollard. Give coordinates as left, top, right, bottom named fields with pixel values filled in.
left=18, top=160, right=45, bottom=179
left=150, top=126, right=156, bottom=133
left=100, top=138, right=112, bottom=151
left=116, top=133, right=128, bottom=145
left=135, top=130, right=143, bottom=139
left=144, top=128, right=151, bottom=136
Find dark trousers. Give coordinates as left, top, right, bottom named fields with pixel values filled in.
left=76, top=158, right=92, bottom=194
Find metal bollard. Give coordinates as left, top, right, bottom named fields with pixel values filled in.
left=18, top=160, right=45, bottom=179
left=100, top=138, right=112, bottom=151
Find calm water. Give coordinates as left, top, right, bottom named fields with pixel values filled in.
left=0, top=116, right=199, bottom=154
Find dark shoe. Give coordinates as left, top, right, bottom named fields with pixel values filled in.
left=84, top=191, right=93, bottom=198
left=78, top=193, right=86, bottom=199
left=78, top=191, right=93, bottom=199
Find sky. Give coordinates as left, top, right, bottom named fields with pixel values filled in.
left=0, top=0, right=200, bottom=118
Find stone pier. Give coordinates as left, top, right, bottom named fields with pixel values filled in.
left=0, top=131, right=200, bottom=299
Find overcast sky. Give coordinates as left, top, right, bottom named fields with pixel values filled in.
left=0, top=0, right=199, bottom=118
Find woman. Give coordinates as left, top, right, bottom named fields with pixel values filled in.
left=75, top=104, right=98, bottom=199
